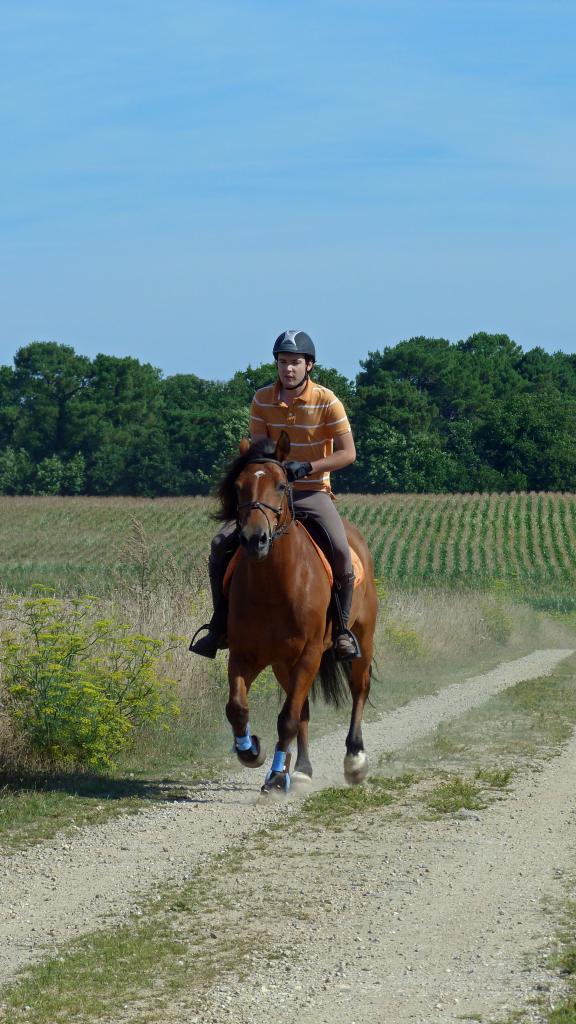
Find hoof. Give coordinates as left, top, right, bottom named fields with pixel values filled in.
left=344, top=750, right=368, bottom=786
left=291, top=770, right=313, bottom=789
left=261, top=771, right=291, bottom=796
left=236, top=735, right=266, bottom=768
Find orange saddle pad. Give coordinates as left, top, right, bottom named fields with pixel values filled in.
left=223, top=520, right=364, bottom=597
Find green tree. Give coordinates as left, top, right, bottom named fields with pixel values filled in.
left=0, top=447, right=34, bottom=494
left=34, top=455, right=64, bottom=495
left=0, top=365, right=18, bottom=449
left=61, top=453, right=87, bottom=495
left=12, top=342, right=91, bottom=461
left=79, top=354, right=167, bottom=494
left=161, top=374, right=245, bottom=494
left=479, top=389, right=576, bottom=490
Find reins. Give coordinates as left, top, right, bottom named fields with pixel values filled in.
left=235, top=458, right=294, bottom=545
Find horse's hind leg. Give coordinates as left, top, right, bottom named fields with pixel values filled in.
left=262, top=654, right=321, bottom=794
left=293, top=698, right=313, bottom=785
left=271, top=666, right=313, bottom=787
left=344, top=656, right=372, bottom=785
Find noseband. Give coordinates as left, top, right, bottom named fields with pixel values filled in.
left=236, top=458, right=294, bottom=545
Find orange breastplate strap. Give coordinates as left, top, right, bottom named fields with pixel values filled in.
left=223, top=521, right=364, bottom=597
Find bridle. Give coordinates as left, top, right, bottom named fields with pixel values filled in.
left=236, top=458, right=294, bottom=545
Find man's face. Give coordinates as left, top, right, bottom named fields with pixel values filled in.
left=277, top=354, right=312, bottom=388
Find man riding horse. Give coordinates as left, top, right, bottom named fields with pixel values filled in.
left=190, top=330, right=360, bottom=662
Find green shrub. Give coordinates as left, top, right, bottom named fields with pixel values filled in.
left=384, top=621, right=422, bottom=658
left=0, top=593, right=180, bottom=771
left=480, top=600, right=513, bottom=644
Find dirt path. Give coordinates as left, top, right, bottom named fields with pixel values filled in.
left=0, top=648, right=574, bottom=1018
left=201, top=721, right=576, bottom=1024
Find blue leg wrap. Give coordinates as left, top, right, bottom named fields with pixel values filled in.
left=271, top=748, right=287, bottom=773
left=264, top=746, right=292, bottom=789
left=235, top=725, right=253, bottom=753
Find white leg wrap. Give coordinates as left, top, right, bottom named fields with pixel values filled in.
left=291, top=771, right=313, bottom=787
left=344, top=750, right=368, bottom=785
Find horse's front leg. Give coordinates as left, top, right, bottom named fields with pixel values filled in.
left=227, top=654, right=266, bottom=768
left=262, top=650, right=321, bottom=795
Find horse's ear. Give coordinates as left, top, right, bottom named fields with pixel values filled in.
left=275, top=430, right=291, bottom=462
left=239, top=438, right=250, bottom=455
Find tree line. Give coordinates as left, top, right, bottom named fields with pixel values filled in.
left=1, top=333, right=575, bottom=496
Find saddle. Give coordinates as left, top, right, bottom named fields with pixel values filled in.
left=223, top=520, right=364, bottom=597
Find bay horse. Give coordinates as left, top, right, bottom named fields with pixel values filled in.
left=219, top=432, right=377, bottom=795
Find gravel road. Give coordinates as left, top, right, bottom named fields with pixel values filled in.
left=1, top=648, right=574, bottom=1023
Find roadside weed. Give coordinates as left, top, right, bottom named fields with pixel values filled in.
left=475, top=767, right=515, bottom=789
left=424, top=776, right=486, bottom=815
left=299, top=783, right=395, bottom=826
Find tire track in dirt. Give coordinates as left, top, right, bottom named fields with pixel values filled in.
left=200, top=723, right=576, bottom=1024
left=315, top=648, right=575, bottom=785
left=0, top=649, right=572, bottom=987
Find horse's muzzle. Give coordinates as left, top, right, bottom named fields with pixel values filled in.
left=240, top=527, right=270, bottom=560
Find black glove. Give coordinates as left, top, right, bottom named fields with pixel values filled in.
left=284, top=460, right=312, bottom=482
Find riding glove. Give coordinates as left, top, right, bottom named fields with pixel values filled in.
left=284, top=460, right=313, bottom=482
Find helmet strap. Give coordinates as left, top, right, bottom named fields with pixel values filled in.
left=285, top=370, right=309, bottom=391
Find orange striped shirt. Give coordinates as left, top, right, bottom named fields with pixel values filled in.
left=249, top=379, right=352, bottom=493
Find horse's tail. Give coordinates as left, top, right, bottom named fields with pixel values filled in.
left=312, top=648, right=351, bottom=708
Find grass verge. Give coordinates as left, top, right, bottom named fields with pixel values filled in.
left=383, top=653, right=576, bottom=782
left=494, top=882, right=576, bottom=1023
left=298, top=773, right=414, bottom=827
left=0, top=769, right=212, bottom=854
left=0, top=843, right=267, bottom=1024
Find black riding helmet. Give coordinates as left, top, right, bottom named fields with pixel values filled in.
left=273, top=330, right=316, bottom=363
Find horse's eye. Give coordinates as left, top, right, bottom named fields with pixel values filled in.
left=277, top=482, right=286, bottom=492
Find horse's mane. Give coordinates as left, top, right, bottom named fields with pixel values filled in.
left=214, top=438, right=277, bottom=522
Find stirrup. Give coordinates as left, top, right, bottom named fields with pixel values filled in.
left=334, top=628, right=362, bottom=661
left=189, top=624, right=220, bottom=659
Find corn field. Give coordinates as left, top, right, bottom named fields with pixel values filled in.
left=1, top=493, right=576, bottom=596
left=339, top=492, right=576, bottom=588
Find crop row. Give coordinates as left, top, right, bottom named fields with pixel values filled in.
left=338, top=492, right=576, bottom=585
left=1, top=492, right=576, bottom=595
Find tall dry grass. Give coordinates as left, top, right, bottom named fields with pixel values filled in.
left=1, top=568, right=573, bottom=776
left=2, top=496, right=576, bottom=776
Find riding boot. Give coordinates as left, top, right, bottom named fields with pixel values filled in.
left=189, top=560, right=229, bottom=659
left=333, top=572, right=362, bottom=661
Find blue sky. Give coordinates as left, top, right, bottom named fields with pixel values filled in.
left=1, top=1, right=574, bottom=381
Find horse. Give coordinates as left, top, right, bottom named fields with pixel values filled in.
left=218, top=432, right=378, bottom=795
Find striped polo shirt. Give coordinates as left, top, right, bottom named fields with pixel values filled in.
left=249, top=379, right=352, bottom=493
